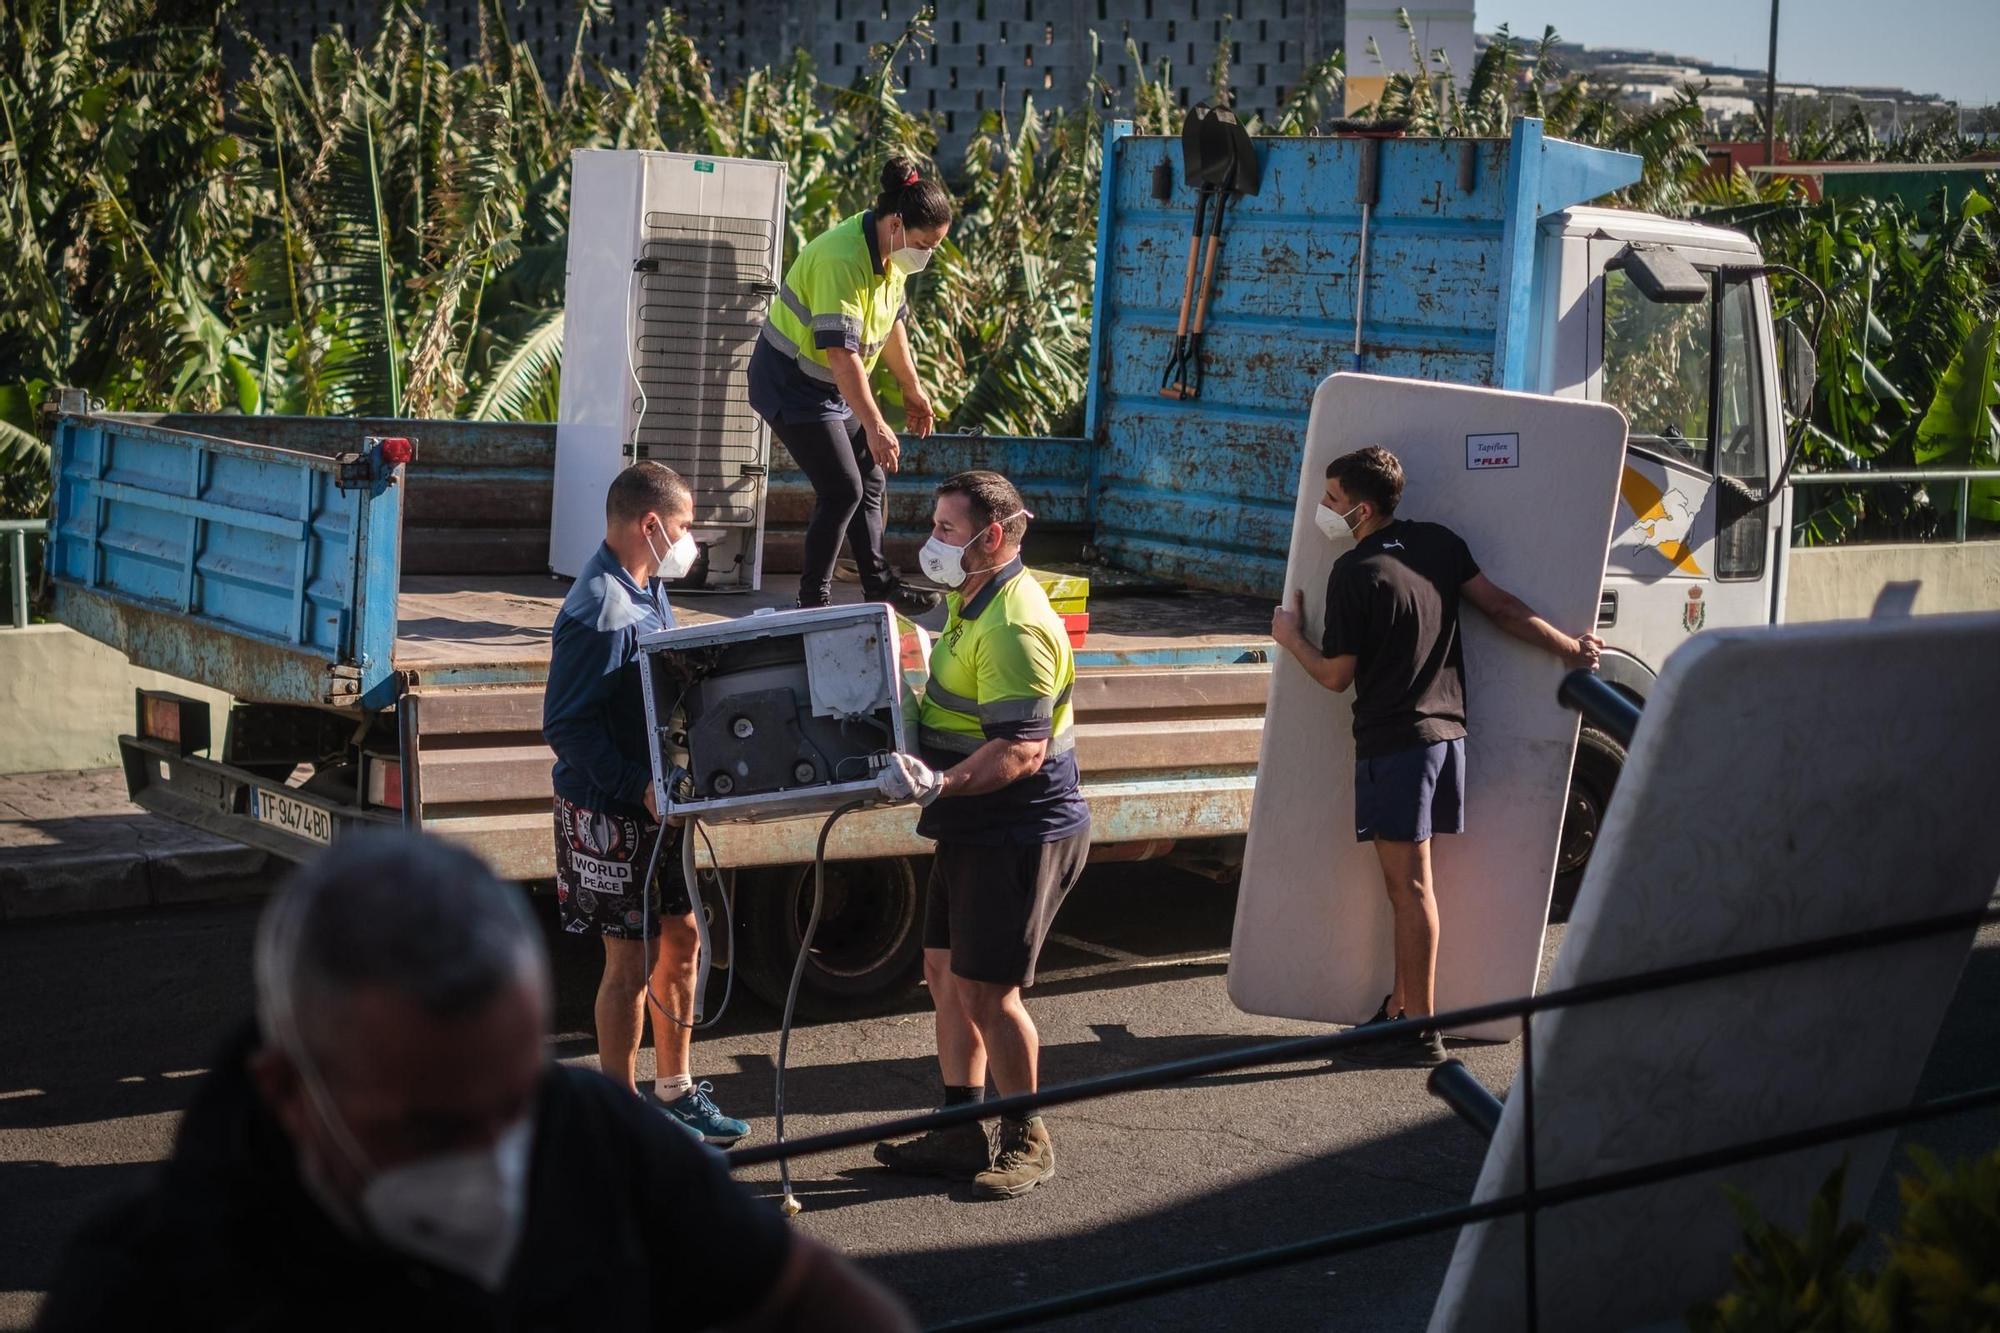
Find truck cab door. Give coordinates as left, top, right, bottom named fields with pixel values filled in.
left=1588, top=240, right=1777, bottom=674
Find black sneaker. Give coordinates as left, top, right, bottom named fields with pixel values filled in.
left=1360, top=994, right=1397, bottom=1027
left=879, top=581, right=942, bottom=615
left=1341, top=1025, right=1448, bottom=1068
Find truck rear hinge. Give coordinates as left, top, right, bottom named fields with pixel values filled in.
left=323, top=664, right=363, bottom=704
left=335, top=436, right=417, bottom=493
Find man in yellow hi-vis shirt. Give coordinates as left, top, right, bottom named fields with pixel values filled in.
left=870, top=470, right=1090, bottom=1199
left=748, top=155, right=952, bottom=616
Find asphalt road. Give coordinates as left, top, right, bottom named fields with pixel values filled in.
left=2, top=869, right=1996, bottom=1331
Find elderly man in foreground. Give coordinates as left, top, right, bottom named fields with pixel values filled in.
left=34, top=832, right=912, bottom=1331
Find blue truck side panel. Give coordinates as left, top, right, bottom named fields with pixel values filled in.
left=1090, top=118, right=1639, bottom=595
left=49, top=415, right=403, bottom=708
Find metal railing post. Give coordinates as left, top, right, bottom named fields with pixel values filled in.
left=1959, top=476, right=1971, bottom=544
left=8, top=528, right=25, bottom=629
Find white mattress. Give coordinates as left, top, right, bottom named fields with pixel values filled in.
left=1430, top=611, right=2000, bottom=1331
left=1228, top=373, right=1627, bottom=1039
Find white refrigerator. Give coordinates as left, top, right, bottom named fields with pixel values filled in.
left=550, top=148, right=788, bottom=588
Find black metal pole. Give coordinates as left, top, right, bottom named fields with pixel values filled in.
left=1557, top=670, right=1641, bottom=748
left=1426, top=1059, right=1503, bottom=1141
left=1764, top=0, right=1781, bottom=166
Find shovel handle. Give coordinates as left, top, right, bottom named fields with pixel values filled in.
left=1173, top=238, right=1201, bottom=338
left=1190, top=229, right=1223, bottom=335
left=1171, top=189, right=1210, bottom=338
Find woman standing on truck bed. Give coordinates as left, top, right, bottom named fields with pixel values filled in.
left=748, top=155, right=952, bottom=615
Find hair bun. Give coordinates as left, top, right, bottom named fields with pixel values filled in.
left=881, top=155, right=917, bottom=196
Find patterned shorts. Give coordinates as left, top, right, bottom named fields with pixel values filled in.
left=552, top=795, right=692, bottom=939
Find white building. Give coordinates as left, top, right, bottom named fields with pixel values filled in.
left=1347, top=2, right=1477, bottom=113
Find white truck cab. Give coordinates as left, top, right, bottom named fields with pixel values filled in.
left=1527, top=208, right=1811, bottom=885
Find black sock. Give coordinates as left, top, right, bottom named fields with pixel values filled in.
left=943, top=1084, right=984, bottom=1107
left=1002, top=1110, right=1036, bottom=1127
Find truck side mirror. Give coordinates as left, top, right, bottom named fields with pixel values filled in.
left=1608, top=244, right=1708, bottom=304
left=1780, top=319, right=1817, bottom=420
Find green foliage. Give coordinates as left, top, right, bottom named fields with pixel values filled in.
left=1689, top=1147, right=2000, bottom=1332
left=1689, top=1166, right=1873, bottom=1332
left=1355, top=15, right=1712, bottom=216
left=1703, top=184, right=2000, bottom=541
left=4, top=0, right=1991, bottom=549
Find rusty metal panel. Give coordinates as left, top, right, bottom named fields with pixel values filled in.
left=129, top=414, right=558, bottom=577
left=427, top=776, right=1257, bottom=879
left=1090, top=127, right=1644, bottom=597
left=410, top=686, right=546, bottom=736
left=1094, top=135, right=1515, bottom=598
left=764, top=432, right=1091, bottom=574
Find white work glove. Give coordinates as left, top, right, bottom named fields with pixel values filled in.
left=875, top=753, right=944, bottom=807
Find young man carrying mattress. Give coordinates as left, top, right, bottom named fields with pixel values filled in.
left=1269, top=446, right=1602, bottom=1066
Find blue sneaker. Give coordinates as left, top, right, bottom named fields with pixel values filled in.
left=655, top=1081, right=750, bottom=1144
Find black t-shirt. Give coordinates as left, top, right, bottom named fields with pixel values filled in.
left=1321, top=519, right=1481, bottom=759
left=34, top=1024, right=793, bottom=1332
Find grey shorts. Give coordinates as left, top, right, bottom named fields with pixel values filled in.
left=923, top=831, right=1091, bottom=987
left=1354, top=739, right=1465, bottom=844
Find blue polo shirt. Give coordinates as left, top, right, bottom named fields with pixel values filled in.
left=543, top=542, right=675, bottom=814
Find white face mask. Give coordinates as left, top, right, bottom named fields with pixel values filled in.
left=645, top=523, right=698, bottom=580
left=356, top=1117, right=535, bottom=1291
left=1315, top=502, right=1363, bottom=545
left=919, top=510, right=1026, bottom=588
left=888, top=220, right=934, bottom=275
left=287, top=1038, right=535, bottom=1291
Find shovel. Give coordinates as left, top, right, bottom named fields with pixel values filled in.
left=1166, top=109, right=1261, bottom=401
left=1328, top=118, right=1408, bottom=372
left=1160, top=105, right=1235, bottom=395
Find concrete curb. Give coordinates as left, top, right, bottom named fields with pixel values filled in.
left=0, top=842, right=275, bottom=923
left=0, top=769, right=278, bottom=923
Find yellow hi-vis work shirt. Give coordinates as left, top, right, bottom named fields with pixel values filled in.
left=759, top=211, right=909, bottom=394
left=916, top=559, right=1090, bottom=846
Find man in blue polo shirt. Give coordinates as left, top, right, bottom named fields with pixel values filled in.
left=870, top=470, right=1090, bottom=1199
left=542, top=461, right=748, bottom=1143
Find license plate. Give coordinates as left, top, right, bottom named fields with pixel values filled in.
left=254, top=787, right=334, bottom=846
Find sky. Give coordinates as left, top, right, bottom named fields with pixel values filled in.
left=1474, top=0, right=1999, bottom=106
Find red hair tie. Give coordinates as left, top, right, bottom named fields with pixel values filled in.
left=904, top=168, right=919, bottom=186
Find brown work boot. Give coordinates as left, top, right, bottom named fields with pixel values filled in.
left=873, top=1119, right=992, bottom=1179
left=972, top=1116, right=1055, bottom=1199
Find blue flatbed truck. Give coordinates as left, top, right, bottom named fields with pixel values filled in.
left=46, top=120, right=1806, bottom=1012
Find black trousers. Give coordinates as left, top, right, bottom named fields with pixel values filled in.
left=771, top=413, right=894, bottom=605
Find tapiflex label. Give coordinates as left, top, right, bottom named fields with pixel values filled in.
left=1466, top=433, right=1520, bottom=469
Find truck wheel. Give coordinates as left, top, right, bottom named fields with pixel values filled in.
left=733, top=857, right=926, bottom=1021
left=1552, top=726, right=1625, bottom=918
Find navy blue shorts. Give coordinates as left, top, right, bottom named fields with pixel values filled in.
left=1354, top=739, right=1465, bottom=843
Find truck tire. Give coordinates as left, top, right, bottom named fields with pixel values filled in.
left=733, top=856, right=926, bottom=1021
left=1552, top=726, right=1625, bottom=919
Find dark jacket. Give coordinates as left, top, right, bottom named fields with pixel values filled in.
left=35, top=1025, right=790, bottom=1331
left=543, top=540, right=675, bottom=814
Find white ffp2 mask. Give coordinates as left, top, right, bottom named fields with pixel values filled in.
left=1315, top=503, right=1361, bottom=545
left=357, top=1116, right=535, bottom=1291
left=888, top=219, right=935, bottom=275
left=888, top=244, right=934, bottom=274
left=646, top=525, right=699, bottom=580
left=918, top=510, right=1028, bottom=588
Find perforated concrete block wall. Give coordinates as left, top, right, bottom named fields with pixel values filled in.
left=231, top=1, right=1344, bottom=164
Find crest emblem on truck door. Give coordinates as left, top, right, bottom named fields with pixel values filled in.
left=1682, top=586, right=1706, bottom=633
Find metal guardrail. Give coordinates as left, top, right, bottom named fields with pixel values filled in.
left=1791, top=467, right=2000, bottom=544
left=0, top=518, right=45, bottom=629
left=724, top=673, right=2000, bottom=1332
